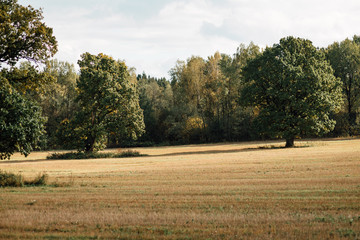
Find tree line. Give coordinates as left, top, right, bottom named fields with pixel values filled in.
left=1, top=0, right=359, bottom=159
left=137, top=37, right=359, bottom=147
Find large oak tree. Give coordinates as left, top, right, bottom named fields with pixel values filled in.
left=68, top=53, right=145, bottom=152
left=241, top=37, right=343, bottom=147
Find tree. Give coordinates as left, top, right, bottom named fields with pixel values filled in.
left=0, top=0, right=57, bottom=66
left=241, top=37, right=343, bottom=147
left=169, top=57, right=207, bottom=143
left=0, top=0, right=57, bottom=159
left=326, top=37, right=360, bottom=128
left=219, top=43, right=260, bottom=140
left=71, top=53, right=144, bottom=152
left=0, top=79, right=45, bottom=160
left=353, top=35, right=360, bottom=45
left=137, top=73, right=173, bottom=143
left=31, top=60, right=78, bottom=149
left=202, top=52, right=223, bottom=140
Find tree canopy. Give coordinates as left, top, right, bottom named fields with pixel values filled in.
left=0, top=0, right=57, bottom=66
left=326, top=36, right=360, bottom=127
left=241, top=37, right=343, bottom=147
left=65, top=53, right=145, bottom=152
left=0, top=0, right=57, bottom=159
left=0, top=79, right=45, bottom=160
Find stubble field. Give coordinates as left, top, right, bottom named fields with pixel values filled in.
left=0, top=139, right=359, bottom=239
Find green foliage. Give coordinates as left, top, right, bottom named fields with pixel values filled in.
left=1, top=62, right=54, bottom=94
left=0, top=79, right=45, bottom=160
left=219, top=43, right=260, bottom=140
left=137, top=73, right=173, bottom=143
left=241, top=36, right=343, bottom=147
left=167, top=44, right=260, bottom=143
left=0, top=0, right=57, bottom=66
left=0, top=170, right=47, bottom=187
left=0, top=0, right=57, bottom=159
left=326, top=36, right=360, bottom=128
left=47, top=150, right=144, bottom=160
left=55, top=118, right=81, bottom=150
left=66, top=53, right=145, bottom=152
left=33, top=60, right=79, bottom=149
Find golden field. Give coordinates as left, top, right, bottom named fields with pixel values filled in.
left=0, top=139, right=359, bottom=239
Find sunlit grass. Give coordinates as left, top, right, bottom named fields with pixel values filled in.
left=0, top=138, right=359, bottom=239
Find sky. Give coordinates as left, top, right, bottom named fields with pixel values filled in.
left=18, top=0, right=360, bottom=78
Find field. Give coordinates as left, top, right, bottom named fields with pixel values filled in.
left=0, top=139, right=359, bottom=239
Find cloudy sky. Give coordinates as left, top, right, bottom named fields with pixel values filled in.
left=18, top=0, right=360, bottom=78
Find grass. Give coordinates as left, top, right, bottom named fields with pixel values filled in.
left=0, top=139, right=359, bottom=239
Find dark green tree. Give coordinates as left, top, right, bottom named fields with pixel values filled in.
left=241, top=37, right=343, bottom=147
left=137, top=73, right=173, bottom=143
left=0, top=79, right=45, bottom=160
left=219, top=43, right=260, bottom=140
left=0, top=0, right=57, bottom=159
left=71, top=53, right=144, bottom=152
left=326, top=37, right=360, bottom=127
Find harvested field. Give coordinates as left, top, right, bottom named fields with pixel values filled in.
left=0, top=139, right=359, bottom=239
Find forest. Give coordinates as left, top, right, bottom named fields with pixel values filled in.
left=1, top=0, right=360, bottom=159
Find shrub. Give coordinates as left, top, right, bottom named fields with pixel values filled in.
left=0, top=171, right=48, bottom=187
left=24, top=173, right=48, bottom=186
left=114, top=150, right=142, bottom=158
left=47, top=150, right=145, bottom=160
left=0, top=171, right=23, bottom=187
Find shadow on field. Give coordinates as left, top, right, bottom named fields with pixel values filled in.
left=148, top=147, right=286, bottom=157
left=0, top=148, right=265, bottom=164
left=0, top=158, right=90, bottom=164
left=0, top=144, right=316, bottom=164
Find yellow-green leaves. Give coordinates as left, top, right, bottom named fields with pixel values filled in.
left=0, top=0, right=57, bottom=66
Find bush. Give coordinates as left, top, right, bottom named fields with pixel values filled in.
left=47, top=150, right=145, bottom=160
left=24, top=173, right=48, bottom=186
left=114, top=150, right=142, bottom=158
left=0, top=171, right=48, bottom=187
left=0, top=171, right=23, bottom=187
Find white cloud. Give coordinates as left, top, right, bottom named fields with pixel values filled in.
left=17, top=0, right=360, bottom=77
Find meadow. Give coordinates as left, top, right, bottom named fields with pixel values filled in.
left=0, top=139, right=359, bottom=239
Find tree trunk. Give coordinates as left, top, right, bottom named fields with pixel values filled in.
left=84, top=136, right=96, bottom=153
left=285, top=138, right=295, bottom=148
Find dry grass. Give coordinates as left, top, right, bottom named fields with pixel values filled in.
left=0, top=139, right=359, bottom=239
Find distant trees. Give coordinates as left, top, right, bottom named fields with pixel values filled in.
left=37, top=60, right=78, bottom=148
left=219, top=43, right=260, bottom=140
left=137, top=73, right=173, bottom=143
left=326, top=36, right=360, bottom=132
left=163, top=44, right=261, bottom=143
left=241, top=37, right=343, bottom=147
left=0, top=0, right=57, bottom=159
